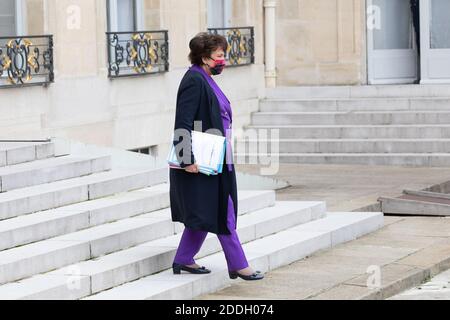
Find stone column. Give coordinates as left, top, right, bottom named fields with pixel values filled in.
left=264, top=0, right=277, bottom=88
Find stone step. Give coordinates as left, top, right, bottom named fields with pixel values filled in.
left=0, top=200, right=323, bottom=299
left=388, top=268, right=450, bottom=300
left=0, top=190, right=277, bottom=285
left=266, top=85, right=450, bottom=99
left=0, top=184, right=171, bottom=251
left=0, top=154, right=111, bottom=192
left=0, top=141, right=55, bottom=167
left=0, top=188, right=275, bottom=251
left=235, top=139, right=450, bottom=154
left=260, top=98, right=450, bottom=112
left=235, top=153, right=450, bottom=166
left=244, top=125, right=450, bottom=139
left=379, top=197, right=450, bottom=216
left=251, top=111, right=450, bottom=126
left=83, top=212, right=383, bottom=300
left=0, top=167, right=168, bottom=221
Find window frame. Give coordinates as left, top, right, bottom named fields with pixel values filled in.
left=15, top=0, right=27, bottom=36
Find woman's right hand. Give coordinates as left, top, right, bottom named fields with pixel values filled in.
left=184, top=163, right=199, bottom=174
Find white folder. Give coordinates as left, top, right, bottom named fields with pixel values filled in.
left=168, top=131, right=226, bottom=175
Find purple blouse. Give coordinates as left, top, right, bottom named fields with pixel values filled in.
left=189, top=65, right=234, bottom=171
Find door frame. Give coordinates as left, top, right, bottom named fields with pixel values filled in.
left=366, top=0, right=419, bottom=84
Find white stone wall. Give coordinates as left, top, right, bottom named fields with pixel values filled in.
left=275, top=0, right=365, bottom=86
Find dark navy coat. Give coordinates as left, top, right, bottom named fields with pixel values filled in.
left=169, top=68, right=238, bottom=235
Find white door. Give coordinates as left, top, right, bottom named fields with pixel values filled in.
left=367, top=0, right=419, bottom=84
left=420, top=0, right=450, bottom=83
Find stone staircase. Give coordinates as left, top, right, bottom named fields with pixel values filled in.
left=238, top=85, right=450, bottom=166
left=0, top=140, right=383, bottom=300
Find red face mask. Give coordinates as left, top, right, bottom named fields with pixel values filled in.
left=209, top=58, right=226, bottom=75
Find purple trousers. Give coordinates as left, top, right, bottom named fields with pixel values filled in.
left=173, top=194, right=250, bottom=272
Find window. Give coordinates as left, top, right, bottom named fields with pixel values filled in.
left=207, top=0, right=232, bottom=28
left=0, top=0, right=26, bottom=37
left=129, top=145, right=159, bottom=157
left=106, top=0, right=168, bottom=77
left=372, top=0, right=414, bottom=50
left=107, top=0, right=144, bottom=32
left=430, top=0, right=450, bottom=49
left=0, top=0, right=15, bottom=36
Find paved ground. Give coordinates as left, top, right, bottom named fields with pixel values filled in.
left=195, top=163, right=450, bottom=300
left=235, top=163, right=450, bottom=212
left=390, top=269, right=450, bottom=300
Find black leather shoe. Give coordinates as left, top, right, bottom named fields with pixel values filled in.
left=229, top=270, right=264, bottom=281
left=172, top=263, right=211, bottom=275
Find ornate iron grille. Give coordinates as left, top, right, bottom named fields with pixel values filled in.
left=207, top=27, right=255, bottom=67
left=106, top=30, right=169, bottom=78
left=0, top=35, right=54, bottom=88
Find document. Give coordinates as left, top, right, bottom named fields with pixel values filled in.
left=168, top=131, right=226, bottom=176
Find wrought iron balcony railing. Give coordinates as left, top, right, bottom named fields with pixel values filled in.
left=0, top=35, right=54, bottom=88
left=106, top=30, right=169, bottom=78
left=208, top=27, right=255, bottom=67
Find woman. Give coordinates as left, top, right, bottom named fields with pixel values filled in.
left=169, top=32, right=264, bottom=281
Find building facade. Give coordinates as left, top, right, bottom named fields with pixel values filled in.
left=1, top=0, right=450, bottom=157
left=276, top=0, right=450, bottom=86
left=0, top=0, right=266, bottom=158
